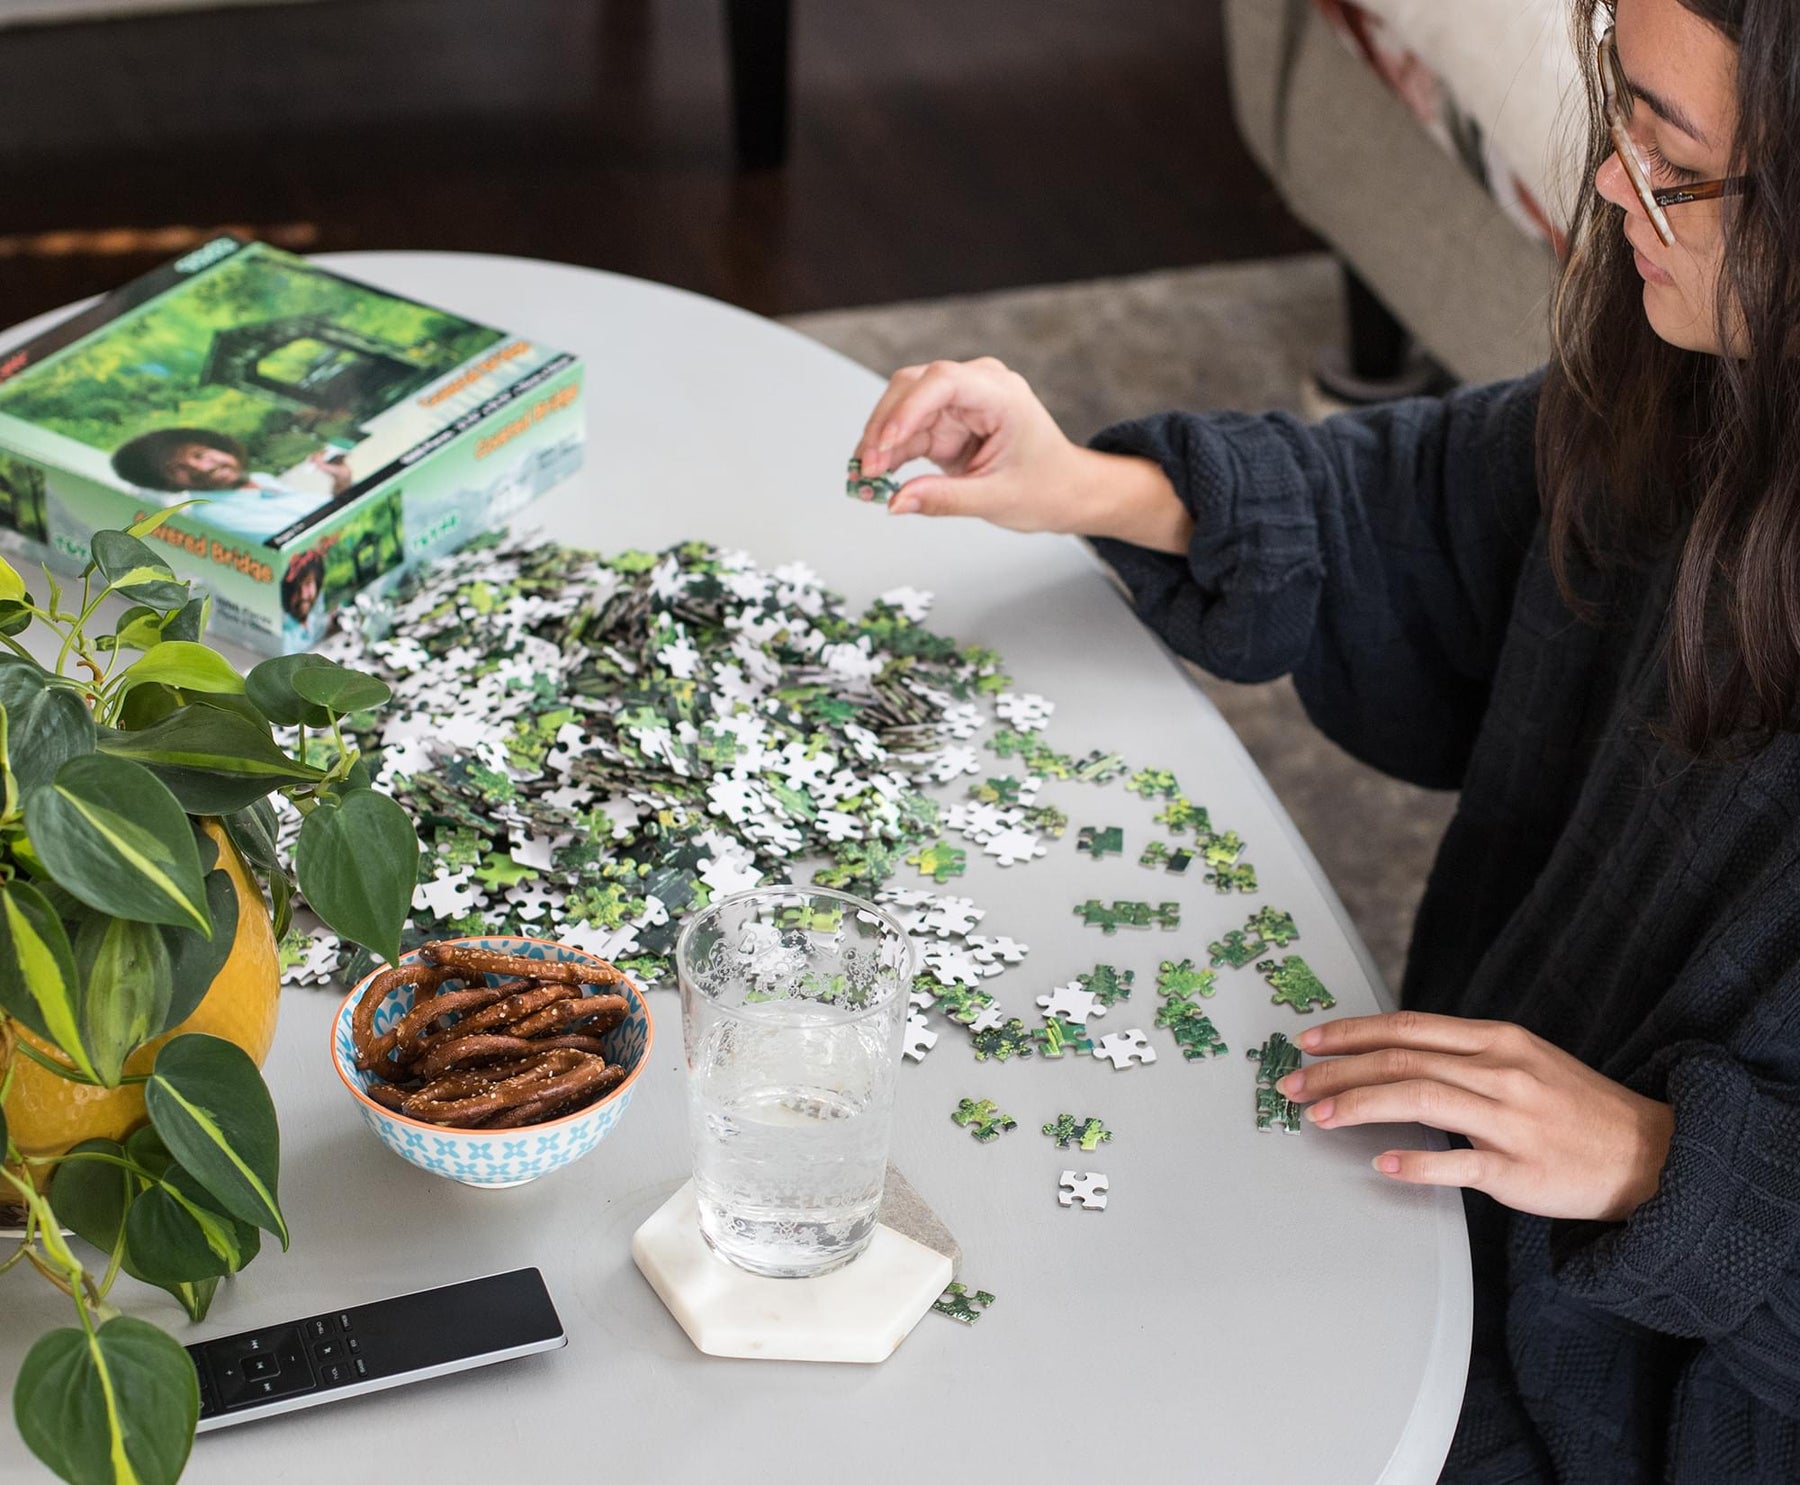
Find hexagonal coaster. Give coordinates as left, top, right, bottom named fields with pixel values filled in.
left=632, top=1180, right=954, bottom=1363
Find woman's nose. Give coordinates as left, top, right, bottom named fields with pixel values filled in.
left=1594, top=150, right=1640, bottom=215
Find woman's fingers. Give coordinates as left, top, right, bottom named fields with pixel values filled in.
left=857, top=360, right=1009, bottom=475
left=857, top=364, right=928, bottom=471
left=1280, top=1046, right=1506, bottom=1104
left=888, top=473, right=989, bottom=519
left=1307, top=1077, right=1505, bottom=1142
left=1370, top=1147, right=1498, bottom=1190
left=1297, top=1010, right=1512, bottom=1059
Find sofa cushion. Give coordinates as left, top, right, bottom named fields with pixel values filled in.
left=1314, top=0, right=1584, bottom=250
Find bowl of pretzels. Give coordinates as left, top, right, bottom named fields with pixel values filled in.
left=331, top=934, right=654, bottom=1188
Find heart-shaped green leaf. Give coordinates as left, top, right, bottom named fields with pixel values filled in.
left=0, top=552, right=26, bottom=602
left=161, top=593, right=210, bottom=645
left=0, top=661, right=95, bottom=796
left=75, top=914, right=173, bottom=1087
left=221, top=798, right=280, bottom=876
left=96, top=706, right=323, bottom=815
left=124, top=1167, right=257, bottom=1283
left=295, top=788, right=417, bottom=965
left=243, top=654, right=336, bottom=728
left=289, top=661, right=391, bottom=715
left=90, top=530, right=172, bottom=585
left=27, top=755, right=212, bottom=935
left=13, top=1316, right=198, bottom=1485
left=113, top=642, right=243, bottom=699
left=0, top=878, right=95, bottom=1080
left=144, top=1034, right=286, bottom=1246
left=158, top=870, right=237, bottom=1036
left=127, top=500, right=204, bottom=540
left=49, top=1138, right=132, bottom=1257
left=113, top=1127, right=226, bottom=1319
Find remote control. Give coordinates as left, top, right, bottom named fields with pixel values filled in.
left=188, top=1267, right=566, bottom=1432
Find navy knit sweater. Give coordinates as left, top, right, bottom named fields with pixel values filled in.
left=1088, top=373, right=1800, bottom=1485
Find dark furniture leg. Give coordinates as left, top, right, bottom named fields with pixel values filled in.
left=1313, top=258, right=1445, bottom=404
left=725, top=0, right=793, bottom=170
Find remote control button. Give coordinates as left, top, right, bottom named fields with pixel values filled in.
left=337, top=1313, right=353, bottom=1331
left=306, top=1317, right=336, bottom=1339
left=243, top=1356, right=279, bottom=1379
left=354, top=1358, right=368, bottom=1377
left=311, top=1339, right=340, bottom=1361
left=346, top=1338, right=361, bottom=1354
left=319, top=1364, right=348, bottom=1386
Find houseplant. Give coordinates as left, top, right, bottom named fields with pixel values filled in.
left=0, top=512, right=419, bottom=1485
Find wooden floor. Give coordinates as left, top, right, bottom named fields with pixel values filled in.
left=0, top=0, right=1317, bottom=331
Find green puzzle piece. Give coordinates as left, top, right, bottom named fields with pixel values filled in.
left=1257, top=955, right=1336, bottom=1013
left=969, top=776, right=1027, bottom=808
left=1077, top=825, right=1124, bottom=859
left=1200, top=829, right=1246, bottom=868
left=1247, top=906, right=1300, bottom=948
left=936, top=983, right=997, bottom=1025
left=1156, top=957, right=1217, bottom=1000
left=1042, top=1113, right=1113, bottom=1151
left=1125, top=767, right=1181, bottom=798
left=846, top=456, right=900, bottom=504
left=1158, top=1003, right=1229, bottom=1059
left=1035, top=1015, right=1095, bottom=1059
left=970, top=1018, right=1037, bottom=1062
left=1208, top=929, right=1260, bottom=969
left=1153, top=796, right=1211, bottom=836
left=1072, top=750, right=1129, bottom=783
left=952, top=1097, right=1018, bottom=1142
left=1138, top=840, right=1169, bottom=869
left=1205, top=862, right=1258, bottom=894
left=1249, top=1032, right=1304, bottom=1132
left=932, top=1282, right=996, bottom=1324
left=1076, top=963, right=1134, bottom=1006
left=906, top=840, right=968, bottom=883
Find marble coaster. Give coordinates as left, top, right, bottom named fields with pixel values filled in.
left=632, top=1171, right=955, bottom=1364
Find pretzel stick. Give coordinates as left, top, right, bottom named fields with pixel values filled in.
left=352, top=962, right=458, bottom=1065
left=507, top=993, right=628, bottom=1039
left=401, top=1049, right=594, bottom=1126
left=420, top=943, right=623, bottom=986
left=383, top=980, right=529, bottom=1062
left=483, top=1064, right=626, bottom=1127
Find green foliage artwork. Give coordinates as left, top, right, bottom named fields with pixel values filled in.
left=0, top=246, right=504, bottom=476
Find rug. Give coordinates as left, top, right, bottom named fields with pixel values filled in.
left=785, top=255, right=1459, bottom=994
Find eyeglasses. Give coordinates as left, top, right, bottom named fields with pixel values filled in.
left=1598, top=25, right=1748, bottom=246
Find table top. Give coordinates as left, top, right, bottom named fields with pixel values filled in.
left=0, top=252, right=1469, bottom=1484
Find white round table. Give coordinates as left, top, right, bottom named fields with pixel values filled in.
left=0, top=253, right=1470, bottom=1484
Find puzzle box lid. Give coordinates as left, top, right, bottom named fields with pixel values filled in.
left=0, top=236, right=578, bottom=553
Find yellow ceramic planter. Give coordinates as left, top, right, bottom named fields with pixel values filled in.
left=2, top=819, right=280, bottom=1163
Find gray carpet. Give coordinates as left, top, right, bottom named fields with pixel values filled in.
left=786, top=255, right=1459, bottom=993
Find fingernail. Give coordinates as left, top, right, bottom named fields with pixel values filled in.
left=1374, top=1154, right=1402, bottom=1175
left=1297, top=1028, right=1322, bottom=1051
left=889, top=495, right=916, bottom=515
left=1307, top=1098, right=1334, bottom=1125
left=878, top=422, right=899, bottom=450
left=1279, top=1070, right=1305, bottom=1096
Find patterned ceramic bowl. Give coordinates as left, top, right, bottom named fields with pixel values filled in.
left=331, top=935, right=654, bottom=1188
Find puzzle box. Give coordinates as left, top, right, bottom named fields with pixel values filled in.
left=0, top=236, right=585, bottom=654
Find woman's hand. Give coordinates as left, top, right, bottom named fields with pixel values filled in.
left=1283, top=1011, right=1675, bottom=1222
left=852, top=357, right=1193, bottom=553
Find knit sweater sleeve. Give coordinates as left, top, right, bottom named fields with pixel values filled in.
left=1550, top=1043, right=1800, bottom=1410
left=1086, top=371, right=1544, bottom=789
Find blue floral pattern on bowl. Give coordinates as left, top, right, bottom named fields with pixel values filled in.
left=331, top=935, right=654, bottom=1188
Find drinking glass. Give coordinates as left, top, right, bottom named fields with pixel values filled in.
left=674, top=887, right=912, bottom=1278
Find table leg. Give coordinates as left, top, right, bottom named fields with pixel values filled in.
left=724, top=0, right=792, bottom=170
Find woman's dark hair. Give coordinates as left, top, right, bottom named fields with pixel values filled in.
left=1539, top=0, right=1800, bottom=755
left=111, top=428, right=245, bottom=492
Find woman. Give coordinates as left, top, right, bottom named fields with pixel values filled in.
left=852, top=1, right=1799, bottom=1480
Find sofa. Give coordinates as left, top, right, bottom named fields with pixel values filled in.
left=1224, top=0, right=1581, bottom=388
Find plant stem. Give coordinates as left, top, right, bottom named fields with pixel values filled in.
left=11, top=1037, right=101, bottom=1085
